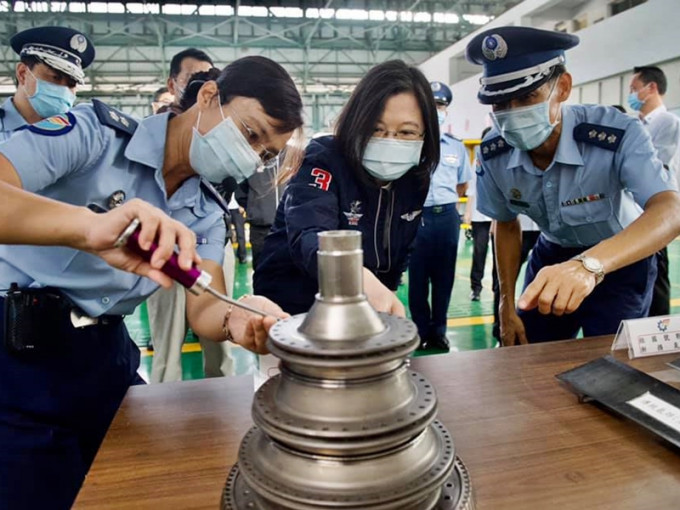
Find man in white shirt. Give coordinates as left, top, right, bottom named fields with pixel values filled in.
left=629, top=65, right=680, bottom=316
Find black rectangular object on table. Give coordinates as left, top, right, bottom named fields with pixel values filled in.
left=556, top=355, right=680, bottom=449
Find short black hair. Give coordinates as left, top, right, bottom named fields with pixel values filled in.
left=611, top=104, right=627, bottom=113
left=20, top=55, right=40, bottom=69
left=334, top=60, right=440, bottom=190
left=169, top=48, right=214, bottom=79
left=153, top=86, right=169, bottom=103
left=634, top=66, right=667, bottom=95
left=178, top=68, right=220, bottom=111
left=215, top=56, right=303, bottom=133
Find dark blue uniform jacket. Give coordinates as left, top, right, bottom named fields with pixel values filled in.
left=254, top=136, right=428, bottom=314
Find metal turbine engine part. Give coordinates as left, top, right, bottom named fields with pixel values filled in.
left=223, top=231, right=474, bottom=510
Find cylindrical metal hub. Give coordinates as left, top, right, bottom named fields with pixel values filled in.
left=317, top=231, right=364, bottom=301
left=224, top=231, right=473, bottom=509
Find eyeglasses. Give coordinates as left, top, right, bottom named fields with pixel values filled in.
left=372, top=127, right=425, bottom=141
left=228, top=106, right=279, bottom=164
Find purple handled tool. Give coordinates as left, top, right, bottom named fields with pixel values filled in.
left=114, top=218, right=267, bottom=317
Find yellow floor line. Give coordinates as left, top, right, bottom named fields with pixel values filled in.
left=141, top=342, right=202, bottom=358
left=446, top=315, right=494, bottom=327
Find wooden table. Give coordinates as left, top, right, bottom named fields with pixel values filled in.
left=75, top=337, right=680, bottom=509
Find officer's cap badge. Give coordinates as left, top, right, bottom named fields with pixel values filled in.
left=481, top=34, right=508, bottom=61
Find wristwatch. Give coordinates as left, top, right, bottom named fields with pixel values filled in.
left=572, top=254, right=605, bottom=285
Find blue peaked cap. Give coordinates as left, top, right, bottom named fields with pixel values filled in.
left=465, top=26, right=579, bottom=105
left=10, top=26, right=95, bottom=85
left=430, top=81, right=453, bottom=106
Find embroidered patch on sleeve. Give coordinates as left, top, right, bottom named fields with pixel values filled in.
left=310, top=168, right=332, bottom=191
left=27, top=112, right=76, bottom=136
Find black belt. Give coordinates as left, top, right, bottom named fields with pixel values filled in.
left=424, top=203, right=457, bottom=214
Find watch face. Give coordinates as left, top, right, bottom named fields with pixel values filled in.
left=582, top=257, right=603, bottom=272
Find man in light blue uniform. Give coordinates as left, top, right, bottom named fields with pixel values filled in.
left=0, top=55, right=300, bottom=510
left=409, top=81, right=471, bottom=351
left=0, top=26, right=94, bottom=141
left=466, top=26, right=680, bottom=345
left=0, top=101, right=226, bottom=509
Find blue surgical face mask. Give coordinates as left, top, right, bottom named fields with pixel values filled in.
left=627, top=86, right=648, bottom=111
left=437, top=110, right=446, bottom=126
left=362, top=137, right=424, bottom=181
left=491, top=83, right=559, bottom=151
left=189, top=105, right=262, bottom=183
left=24, top=69, right=76, bottom=118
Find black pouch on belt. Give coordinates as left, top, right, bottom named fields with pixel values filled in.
left=3, top=284, right=68, bottom=356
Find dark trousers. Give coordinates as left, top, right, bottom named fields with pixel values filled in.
left=470, top=221, right=491, bottom=292
left=517, top=236, right=656, bottom=342
left=649, top=247, right=670, bottom=316
left=229, top=207, right=247, bottom=263
left=249, top=224, right=271, bottom=271
left=0, top=298, right=144, bottom=509
left=491, top=230, right=540, bottom=340
left=408, top=204, right=461, bottom=340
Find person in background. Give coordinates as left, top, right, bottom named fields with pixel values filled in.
left=409, top=81, right=471, bottom=351
left=465, top=127, right=493, bottom=302
left=466, top=26, right=680, bottom=345
left=1, top=26, right=94, bottom=142
left=151, top=86, right=174, bottom=115
left=236, top=156, right=284, bottom=270
left=254, top=60, right=440, bottom=316
left=628, top=65, right=680, bottom=317
left=166, top=47, right=214, bottom=99
left=0, top=55, right=302, bottom=509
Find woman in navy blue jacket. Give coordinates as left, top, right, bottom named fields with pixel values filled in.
left=254, top=60, right=440, bottom=315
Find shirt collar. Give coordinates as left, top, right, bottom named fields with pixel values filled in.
left=125, top=112, right=169, bottom=169
left=505, top=105, right=583, bottom=171
left=643, top=104, right=667, bottom=124
left=124, top=111, right=201, bottom=209
left=552, top=105, right=584, bottom=167
left=1, top=97, right=28, bottom=132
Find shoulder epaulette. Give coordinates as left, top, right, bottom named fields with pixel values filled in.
left=92, top=99, right=138, bottom=136
left=480, top=135, right=511, bottom=161
left=573, top=123, right=624, bottom=152
left=200, top=178, right=231, bottom=215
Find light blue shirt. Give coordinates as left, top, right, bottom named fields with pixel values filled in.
left=424, top=133, right=472, bottom=206
left=0, top=103, right=226, bottom=316
left=0, top=97, right=28, bottom=142
left=476, top=104, right=677, bottom=248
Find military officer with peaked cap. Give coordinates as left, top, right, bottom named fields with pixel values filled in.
left=466, top=26, right=680, bottom=345
left=0, top=26, right=95, bottom=142
left=409, top=81, right=471, bottom=351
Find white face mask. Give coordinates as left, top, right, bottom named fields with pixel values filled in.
left=362, top=137, right=424, bottom=181
left=189, top=105, right=262, bottom=183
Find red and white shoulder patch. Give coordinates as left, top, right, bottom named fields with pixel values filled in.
left=309, top=167, right=332, bottom=191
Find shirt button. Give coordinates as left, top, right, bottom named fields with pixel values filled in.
left=586, top=216, right=593, bottom=222
left=546, top=182, right=553, bottom=188
left=102, top=297, right=111, bottom=304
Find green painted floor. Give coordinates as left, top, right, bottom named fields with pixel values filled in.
left=125, top=238, right=680, bottom=381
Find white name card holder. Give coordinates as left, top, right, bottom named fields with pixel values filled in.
left=611, top=314, right=680, bottom=359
